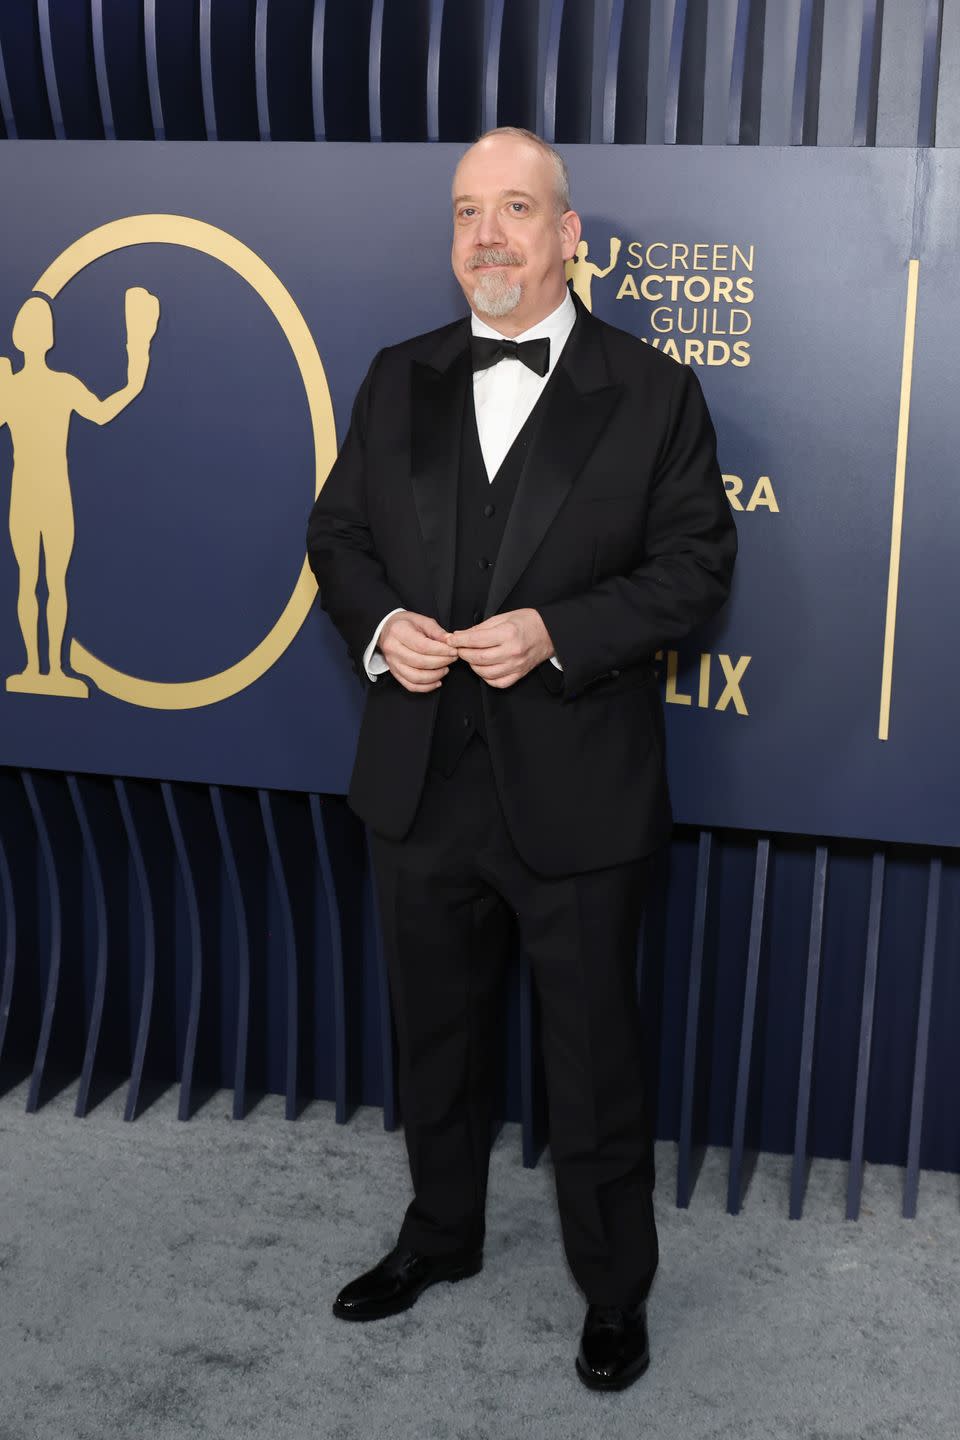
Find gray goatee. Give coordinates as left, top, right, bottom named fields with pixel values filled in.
left=467, top=248, right=525, bottom=318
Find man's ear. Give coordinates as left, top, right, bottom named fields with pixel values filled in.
left=560, top=208, right=582, bottom=262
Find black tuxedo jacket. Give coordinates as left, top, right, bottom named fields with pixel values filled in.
left=306, top=293, right=737, bottom=876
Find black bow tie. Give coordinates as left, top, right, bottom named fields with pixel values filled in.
left=471, top=335, right=551, bottom=377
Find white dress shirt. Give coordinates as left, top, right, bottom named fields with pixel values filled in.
left=364, top=289, right=577, bottom=679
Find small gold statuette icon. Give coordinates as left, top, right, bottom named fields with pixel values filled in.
left=565, top=236, right=622, bottom=311
left=0, top=285, right=160, bottom=698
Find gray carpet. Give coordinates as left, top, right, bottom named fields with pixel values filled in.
left=0, top=1082, right=957, bottom=1440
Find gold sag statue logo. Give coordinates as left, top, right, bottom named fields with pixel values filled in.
left=567, top=234, right=755, bottom=368
left=0, top=215, right=336, bottom=710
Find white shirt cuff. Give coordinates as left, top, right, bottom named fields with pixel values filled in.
left=549, top=655, right=562, bottom=670
left=363, top=608, right=406, bottom=680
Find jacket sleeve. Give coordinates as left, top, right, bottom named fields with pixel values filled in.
left=537, top=364, right=737, bottom=696
left=305, top=350, right=407, bottom=682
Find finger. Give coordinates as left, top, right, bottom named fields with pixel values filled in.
left=400, top=630, right=458, bottom=658
left=395, top=676, right=443, bottom=693
left=392, top=659, right=449, bottom=686
left=456, top=645, right=512, bottom=666
left=449, top=629, right=507, bottom=651
left=392, top=646, right=454, bottom=671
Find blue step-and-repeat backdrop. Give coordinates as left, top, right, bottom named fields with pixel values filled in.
left=0, top=143, right=956, bottom=847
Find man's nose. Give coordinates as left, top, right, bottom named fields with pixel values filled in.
left=475, top=208, right=506, bottom=247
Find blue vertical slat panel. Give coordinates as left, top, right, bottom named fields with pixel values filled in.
left=611, top=0, right=650, bottom=141
left=90, top=0, right=115, bottom=138
left=311, top=0, right=326, bottom=138
left=437, top=0, right=483, bottom=140
left=815, top=0, right=861, bottom=145
left=644, top=0, right=674, bottom=145
left=934, top=0, right=960, bottom=145
left=162, top=782, right=204, bottom=1120
left=254, top=0, right=269, bottom=138
left=727, top=837, right=770, bottom=1214
left=96, top=0, right=152, bottom=139
left=853, top=0, right=884, bottom=145
left=67, top=775, right=109, bottom=1118
left=0, top=27, right=15, bottom=137
left=207, top=0, right=258, bottom=139
left=260, top=789, right=299, bottom=1118
left=491, top=0, right=540, bottom=135
left=40, top=0, right=103, bottom=137
left=902, top=858, right=941, bottom=1218
left=875, top=0, right=926, bottom=145
left=115, top=779, right=157, bottom=1121
left=143, top=0, right=164, bottom=138
left=259, top=0, right=323, bottom=142
left=22, top=772, right=83, bottom=1111
left=0, top=1, right=53, bottom=137
left=150, top=0, right=206, bottom=140
left=541, top=0, right=565, bottom=141
left=36, top=0, right=65, bottom=138
left=601, top=0, right=626, bottom=142
left=700, top=0, right=737, bottom=144
left=554, top=0, right=596, bottom=140
left=676, top=829, right=712, bottom=1207
left=482, top=0, right=506, bottom=133
left=426, top=0, right=444, bottom=139
left=210, top=786, right=251, bottom=1119
left=917, top=0, right=945, bottom=145
left=380, top=0, right=430, bottom=140
left=789, top=844, right=829, bottom=1219
left=665, top=0, right=709, bottom=144
left=846, top=851, right=885, bottom=1219
left=199, top=0, right=217, bottom=138
left=368, top=0, right=384, bottom=140
left=727, top=0, right=764, bottom=144
left=791, top=0, right=824, bottom=144
left=322, top=0, right=372, bottom=140
left=758, top=0, right=801, bottom=144
left=0, top=773, right=42, bottom=1088
left=309, top=795, right=350, bottom=1123
left=0, top=828, right=14, bottom=1066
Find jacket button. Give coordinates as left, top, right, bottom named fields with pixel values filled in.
left=610, top=668, right=620, bottom=678
left=462, top=715, right=471, bottom=728
left=483, top=503, right=495, bottom=518
left=478, top=557, right=490, bottom=570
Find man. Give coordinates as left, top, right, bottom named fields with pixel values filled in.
left=306, top=127, right=736, bottom=1391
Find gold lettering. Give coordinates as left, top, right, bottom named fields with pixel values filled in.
left=723, top=474, right=744, bottom=511
left=715, top=655, right=751, bottom=714
left=746, top=476, right=779, bottom=513
left=698, top=653, right=711, bottom=708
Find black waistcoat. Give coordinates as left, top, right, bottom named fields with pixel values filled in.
left=429, top=378, right=553, bottom=776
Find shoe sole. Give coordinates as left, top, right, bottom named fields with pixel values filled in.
left=331, top=1256, right=483, bottom=1323
left=575, top=1350, right=650, bottom=1392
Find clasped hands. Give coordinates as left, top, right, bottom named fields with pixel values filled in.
left=378, top=609, right=554, bottom=694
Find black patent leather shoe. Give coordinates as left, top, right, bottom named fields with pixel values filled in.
left=575, top=1301, right=650, bottom=1391
left=332, top=1244, right=483, bottom=1322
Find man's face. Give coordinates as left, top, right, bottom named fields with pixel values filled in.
left=451, top=136, right=580, bottom=333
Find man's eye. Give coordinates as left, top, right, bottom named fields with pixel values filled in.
left=509, top=202, right=528, bottom=214
left=458, top=208, right=477, bottom=220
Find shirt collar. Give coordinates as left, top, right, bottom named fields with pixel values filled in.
left=469, top=288, right=576, bottom=373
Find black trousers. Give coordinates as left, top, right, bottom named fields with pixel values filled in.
left=368, top=733, right=659, bottom=1308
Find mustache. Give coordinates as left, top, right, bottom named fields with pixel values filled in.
left=466, top=249, right=526, bottom=270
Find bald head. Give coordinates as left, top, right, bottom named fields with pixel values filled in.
left=450, top=129, right=581, bottom=336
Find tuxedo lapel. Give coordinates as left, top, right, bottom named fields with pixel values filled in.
left=485, top=298, right=623, bottom=619
left=409, top=323, right=471, bottom=627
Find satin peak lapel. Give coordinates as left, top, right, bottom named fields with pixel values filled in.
left=485, top=312, right=623, bottom=618
left=409, top=339, right=471, bottom=627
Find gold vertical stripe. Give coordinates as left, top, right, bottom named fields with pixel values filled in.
left=878, top=258, right=920, bottom=742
